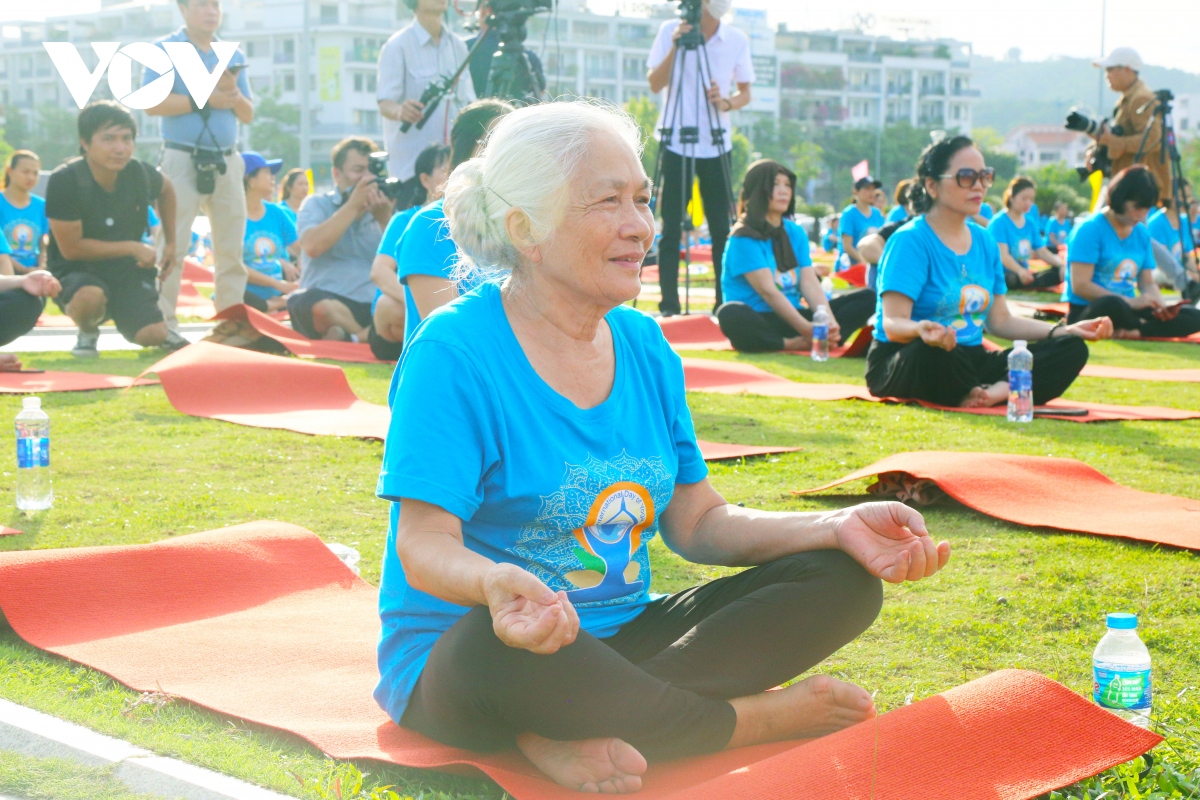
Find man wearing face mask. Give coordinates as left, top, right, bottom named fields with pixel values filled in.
left=647, top=0, right=753, bottom=316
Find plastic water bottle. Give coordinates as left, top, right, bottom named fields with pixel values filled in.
left=1093, top=613, right=1152, bottom=728
left=1007, top=340, right=1033, bottom=422
left=821, top=275, right=834, bottom=300
left=811, top=305, right=830, bottom=362
left=15, top=397, right=52, bottom=512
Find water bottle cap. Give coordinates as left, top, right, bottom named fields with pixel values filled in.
left=1014, top=340, right=1028, bottom=348
left=1106, top=612, right=1138, bottom=630
left=21, top=397, right=41, bottom=410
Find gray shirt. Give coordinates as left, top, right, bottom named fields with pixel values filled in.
left=376, top=21, right=476, bottom=181
left=296, top=190, right=383, bottom=304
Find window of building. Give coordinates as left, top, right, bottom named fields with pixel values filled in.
left=617, top=23, right=651, bottom=46
left=587, top=83, right=616, bottom=101
left=284, top=72, right=296, bottom=91
left=1039, top=151, right=1060, bottom=163
left=320, top=4, right=338, bottom=24
left=354, top=109, right=380, bottom=131
left=574, top=21, right=609, bottom=44
left=585, top=51, right=616, bottom=80
left=622, top=55, right=646, bottom=80
left=367, top=73, right=376, bottom=92
left=354, top=72, right=363, bottom=91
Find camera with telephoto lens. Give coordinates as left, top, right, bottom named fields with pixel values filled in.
left=192, top=148, right=227, bottom=195
left=1065, top=109, right=1122, bottom=181
left=367, top=152, right=406, bottom=201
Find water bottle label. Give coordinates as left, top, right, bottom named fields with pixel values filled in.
left=17, top=437, right=50, bottom=469
left=1008, top=369, right=1032, bottom=393
left=1093, top=662, right=1151, bottom=711
left=813, top=325, right=828, bottom=341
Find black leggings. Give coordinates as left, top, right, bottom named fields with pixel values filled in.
left=400, top=550, right=882, bottom=761
left=865, top=335, right=1089, bottom=407
left=658, top=149, right=733, bottom=314
left=715, top=289, right=877, bottom=353
left=1067, top=296, right=1200, bottom=338
left=1004, top=265, right=1061, bottom=290
left=0, top=290, right=44, bottom=347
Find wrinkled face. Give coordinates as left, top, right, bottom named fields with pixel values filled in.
left=527, top=134, right=654, bottom=307
left=926, top=146, right=986, bottom=217
left=81, top=124, right=135, bottom=174
left=1105, top=66, right=1137, bottom=93
left=1011, top=187, right=1036, bottom=215
left=247, top=166, right=275, bottom=196
left=6, top=157, right=40, bottom=192
left=769, top=172, right=792, bottom=216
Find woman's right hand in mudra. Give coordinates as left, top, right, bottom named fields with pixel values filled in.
left=484, top=563, right=580, bottom=654
left=917, top=320, right=958, bottom=351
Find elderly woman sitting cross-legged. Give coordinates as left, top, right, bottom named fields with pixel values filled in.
left=374, top=101, right=952, bottom=794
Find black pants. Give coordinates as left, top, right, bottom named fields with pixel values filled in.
left=1005, top=266, right=1061, bottom=290
left=715, top=289, right=877, bottom=353
left=242, top=291, right=270, bottom=313
left=400, top=550, right=882, bottom=761
left=1067, top=296, right=1200, bottom=338
left=865, top=335, right=1089, bottom=407
left=658, top=149, right=733, bottom=314
left=0, top=291, right=44, bottom=347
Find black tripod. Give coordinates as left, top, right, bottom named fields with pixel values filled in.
left=1137, top=90, right=1199, bottom=298
left=650, top=19, right=736, bottom=316
left=483, top=9, right=546, bottom=105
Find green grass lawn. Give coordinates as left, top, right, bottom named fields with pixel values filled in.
left=1, top=339, right=1199, bottom=799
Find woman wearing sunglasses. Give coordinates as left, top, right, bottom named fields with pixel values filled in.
left=1064, top=165, right=1200, bottom=339
left=866, top=136, right=1111, bottom=409
left=989, top=176, right=1064, bottom=290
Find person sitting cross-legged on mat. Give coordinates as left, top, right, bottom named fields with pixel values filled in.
left=376, top=101, right=952, bottom=794
left=988, top=177, right=1064, bottom=290
left=241, top=151, right=299, bottom=314
left=715, top=159, right=874, bottom=352
left=368, top=143, right=451, bottom=361
left=393, top=100, right=514, bottom=346
left=867, top=135, right=1112, bottom=409
left=1065, top=165, right=1200, bottom=339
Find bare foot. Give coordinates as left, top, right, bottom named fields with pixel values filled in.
left=517, top=733, right=647, bottom=793
left=783, top=335, right=810, bottom=351
left=726, top=674, right=875, bottom=749
left=960, top=381, right=1008, bottom=408
left=322, top=324, right=348, bottom=341
left=1113, top=328, right=1142, bottom=339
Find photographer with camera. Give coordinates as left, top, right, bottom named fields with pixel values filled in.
left=290, top=138, right=394, bottom=342
left=647, top=0, right=754, bottom=315
left=1069, top=48, right=1170, bottom=202
left=377, top=0, right=476, bottom=184
left=144, top=0, right=253, bottom=349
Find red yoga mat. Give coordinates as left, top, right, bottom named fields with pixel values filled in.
left=0, top=526, right=20, bottom=536
left=141, top=341, right=794, bottom=461
left=658, top=315, right=873, bottom=357
left=214, top=304, right=386, bottom=363
left=795, top=451, right=1200, bottom=550
left=1080, top=364, right=1200, bottom=382
left=177, top=279, right=217, bottom=319
left=681, top=357, right=1200, bottom=422
left=0, top=372, right=157, bottom=394
left=182, top=257, right=214, bottom=284
left=0, top=523, right=1160, bottom=800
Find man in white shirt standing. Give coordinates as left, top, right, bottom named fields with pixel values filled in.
left=377, top=0, right=477, bottom=183
left=647, top=0, right=753, bottom=315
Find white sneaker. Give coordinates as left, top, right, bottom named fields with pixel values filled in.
left=71, top=330, right=100, bottom=358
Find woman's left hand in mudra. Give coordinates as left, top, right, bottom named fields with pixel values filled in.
left=1065, top=316, right=1113, bottom=340
left=832, top=502, right=950, bottom=583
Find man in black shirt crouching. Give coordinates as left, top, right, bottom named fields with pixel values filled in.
left=46, top=101, right=178, bottom=357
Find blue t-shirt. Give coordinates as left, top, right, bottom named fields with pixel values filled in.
left=885, top=204, right=909, bottom=225
left=875, top=217, right=1006, bottom=347
left=142, top=29, right=250, bottom=150
left=988, top=211, right=1044, bottom=269
left=243, top=202, right=297, bottom=299
left=373, top=281, right=708, bottom=722
left=0, top=193, right=48, bottom=269
left=977, top=203, right=994, bottom=221
left=372, top=205, right=422, bottom=312
left=837, top=204, right=884, bottom=257
left=143, top=205, right=160, bottom=245
left=821, top=228, right=837, bottom=252
left=0, top=230, right=11, bottom=255
left=1145, top=209, right=1192, bottom=261
left=395, top=199, right=461, bottom=343
left=1045, top=217, right=1073, bottom=249
left=274, top=201, right=298, bottom=225
left=1063, top=213, right=1153, bottom=305
left=721, top=219, right=814, bottom=313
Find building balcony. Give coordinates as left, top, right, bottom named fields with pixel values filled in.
left=274, top=52, right=296, bottom=64
left=918, top=115, right=945, bottom=126
left=347, top=45, right=380, bottom=63
left=951, top=87, right=981, bottom=97
left=920, top=86, right=945, bottom=96
left=847, top=53, right=881, bottom=63
left=345, top=13, right=394, bottom=27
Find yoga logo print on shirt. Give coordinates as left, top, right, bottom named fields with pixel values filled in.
left=774, top=268, right=797, bottom=292
left=249, top=234, right=281, bottom=267
left=1107, top=258, right=1139, bottom=292
left=515, top=452, right=672, bottom=608
left=6, top=222, right=37, bottom=259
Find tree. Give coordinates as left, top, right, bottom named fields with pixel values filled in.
left=623, top=96, right=659, bottom=180
left=0, top=130, right=13, bottom=170
left=0, top=105, right=77, bottom=171
left=971, top=127, right=1004, bottom=151
left=249, top=89, right=301, bottom=170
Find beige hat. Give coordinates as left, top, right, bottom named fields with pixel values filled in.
left=1094, top=47, right=1143, bottom=71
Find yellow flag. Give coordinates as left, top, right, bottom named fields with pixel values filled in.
left=305, top=168, right=315, bottom=194
left=687, top=177, right=704, bottom=228
left=1088, top=170, right=1104, bottom=212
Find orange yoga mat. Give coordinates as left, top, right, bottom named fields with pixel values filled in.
left=182, top=257, right=214, bottom=284
left=214, top=305, right=386, bottom=363
left=0, top=371, right=157, bottom=394
left=0, top=523, right=1160, bottom=800
left=658, top=315, right=873, bottom=357
left=1080, top=364, right=1200, bottom=382
left=0, top=526, right=19, bottom=536
left=141, top=342, right=794, bottom=461
left=681, top=357, right=1200, bottom=422
left=795, top=451, right=1200, bottom=550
